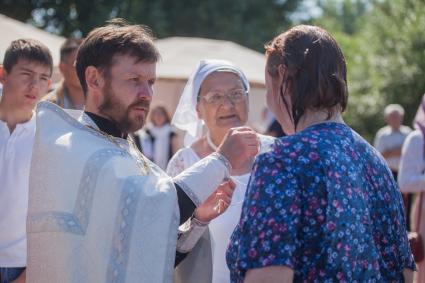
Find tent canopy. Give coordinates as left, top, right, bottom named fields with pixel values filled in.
left=0, top=14, right=65, bottom=65
left=155, top=37, right=266, bottom=86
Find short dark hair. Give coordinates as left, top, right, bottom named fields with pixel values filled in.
left=76, top=18, right=160, bottom=94
left=60, top=37, right=83, bottom=62
left=3, top=39, right=53, bottom=74
left=265, top=25, right=348, bottom=128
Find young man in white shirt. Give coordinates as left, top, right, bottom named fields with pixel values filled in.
left=0, top=39, right=52, bottom=283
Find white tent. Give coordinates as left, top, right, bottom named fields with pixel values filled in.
left=0, top=15, right=269, bottom=128
left=153, top=37, right=268, bottom=129
left=0, top=14, right=65, bottom=81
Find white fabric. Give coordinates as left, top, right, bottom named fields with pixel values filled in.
left=167, top=135, right=275, bottom=283
left=0, top=114, right=35, bottom=267
left=373, top=125, right=411, bottom=171
left=398, top=130, right=425, bottom=283
left=398, top=130, right=425, bottom=193
left=137, top=123, right=173, bottom=170
left=171, top=59, right=250, bottom=146
left=172, top=153, right=230, bottom=206
left=27, top=102, right=179, bottom=283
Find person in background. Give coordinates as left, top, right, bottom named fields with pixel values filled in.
left=0, top=39, right=52, bottom=283
left=135, top=105, right=178, bottom=170
left=254, top=107, right=285, bottom=137
left=44, top=37, right=84, bottom=110
left=374, top=104, right=412, bottom=228
left=265, top=118, right=285, bottom=137
left=399, top=93, right=425, bottom=283
left=167, top=59, right=274, bottom=283
left=227, top=25, right=414, bottom=282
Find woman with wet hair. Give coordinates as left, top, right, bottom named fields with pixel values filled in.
left=226, top=25, right=415, bottom=282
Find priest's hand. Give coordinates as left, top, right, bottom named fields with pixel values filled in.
left=194, top=179, right=236, bottom=222
left=217, top=127, right=259, bottom=170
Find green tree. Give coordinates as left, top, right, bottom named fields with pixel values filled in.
left=0, top=0, right=302, bottom=51
left=309, top=0, right=425, bottom=141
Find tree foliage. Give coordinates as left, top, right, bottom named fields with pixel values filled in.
left=0, top=0, right=301, bottom=51
left=1, top=0, right=423, bottom=141
left=310, top=0, right=425, bottom=141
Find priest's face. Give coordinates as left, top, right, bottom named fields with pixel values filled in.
left=99, top=54, right=156, bottom=133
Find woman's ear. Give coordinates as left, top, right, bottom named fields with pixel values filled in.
left=196, top=102, right=203, bottom=119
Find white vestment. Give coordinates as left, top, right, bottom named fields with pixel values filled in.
left=26, top=102, right=229, bottom=283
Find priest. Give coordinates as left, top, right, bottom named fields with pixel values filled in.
left=26, top=19, right=259, bottom=283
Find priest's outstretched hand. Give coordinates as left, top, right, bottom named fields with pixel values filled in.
left=194, top=179, right=236, bottom=222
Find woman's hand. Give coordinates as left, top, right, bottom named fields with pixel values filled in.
left=194, top=179, right=236, bottom=222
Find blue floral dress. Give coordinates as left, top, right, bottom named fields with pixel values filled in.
left=226, top=122, right=415, bottom=282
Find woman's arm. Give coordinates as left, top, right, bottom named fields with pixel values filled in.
left=244, top=266, right=294, bottom=283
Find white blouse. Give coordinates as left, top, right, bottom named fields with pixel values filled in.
left=167, top=135, right=275, bottom=283
left=398, top=130, right=425, bottom=193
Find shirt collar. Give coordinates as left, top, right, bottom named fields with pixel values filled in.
left=84, top=111, right=127, bottom=139
left=0, top=111, right=36, bottom=134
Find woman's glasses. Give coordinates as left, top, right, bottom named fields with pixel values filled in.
left=198, top=89, right=248, bottom=105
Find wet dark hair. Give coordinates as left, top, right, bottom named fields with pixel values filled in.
left=265, top=25, right=348, bottom=129
left=76, top=18, right=160, bottom=94
left=3, top=38, right=53, bottom=74
left=60, top=37, right=84, bottom=62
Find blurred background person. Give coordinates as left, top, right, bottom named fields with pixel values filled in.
left=135, top=105, right=178, bottom=170
left=254, top=107, right=286, bottom=137
left=265, top=117, right=286, bottom=137
left=399, top=93, right=425, bottom=282
left=44, top=37, right=84, bottom=110
left=374, top=104, right=412, bottom=228
left=167, top=59, right=274, bottom=283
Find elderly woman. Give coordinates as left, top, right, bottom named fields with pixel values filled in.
left=167, top=59, right=274, bottom=283
left=226, top=25, right=415, bottom=282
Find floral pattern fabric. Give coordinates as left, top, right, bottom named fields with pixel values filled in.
left=226, top=122, right=415, bottom=283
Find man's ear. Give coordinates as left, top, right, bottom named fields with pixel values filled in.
left=58, top=62, right=66, bottom=75
left=85, top=66, right=105, bottom=93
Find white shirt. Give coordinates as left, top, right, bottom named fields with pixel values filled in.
left=398, top=130, right=425, bottom=193
left=0, top=114, right=36, bottom=267
left=374, top=125, right=411, bottom=171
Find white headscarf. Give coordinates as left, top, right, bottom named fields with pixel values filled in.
left=171, top=59, right=250, bottom=146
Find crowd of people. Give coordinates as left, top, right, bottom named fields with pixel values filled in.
left=0, top=18, right=423, bottom=283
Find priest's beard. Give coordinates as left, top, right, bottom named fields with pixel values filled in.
left=99, top=82, right=150, bottom=134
